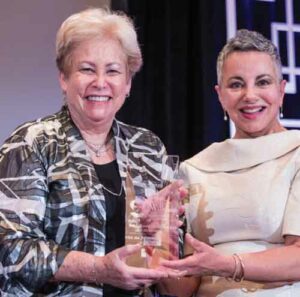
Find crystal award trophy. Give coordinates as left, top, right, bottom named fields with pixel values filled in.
left=125, top=152, right=180, bottom=268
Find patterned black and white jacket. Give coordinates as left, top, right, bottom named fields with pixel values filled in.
left=0, top=106, right=168, bottom=296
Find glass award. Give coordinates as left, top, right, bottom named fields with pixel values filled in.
left=125, top=152, right=180, bottom=268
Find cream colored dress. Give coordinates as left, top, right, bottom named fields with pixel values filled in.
left=180, top=130, right=300, bottom=297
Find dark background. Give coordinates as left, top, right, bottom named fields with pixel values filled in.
left=111, top=0, right=300, bottom=161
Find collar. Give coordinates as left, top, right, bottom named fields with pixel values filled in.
left=186, top=130, right=300, bottom=172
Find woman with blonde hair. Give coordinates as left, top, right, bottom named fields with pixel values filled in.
left=0, top=8, right=186, bottom=297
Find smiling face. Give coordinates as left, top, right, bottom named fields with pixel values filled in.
left=216, top=51, right=286, bottom=139
left=59, top=37, right=131, bottom=133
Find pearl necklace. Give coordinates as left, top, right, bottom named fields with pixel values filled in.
left=85, top=138, right=113, bottom=157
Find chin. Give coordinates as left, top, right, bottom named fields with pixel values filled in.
left=246, top=128, right=274, bottom=138
left=89, top=112, right=114, bottom=123
left=235, top=125, right=266, bottom=138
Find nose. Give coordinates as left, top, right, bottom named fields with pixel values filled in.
left=92, top=73, right=108, bottom=90
left=243, top=86, right=258, bottom=102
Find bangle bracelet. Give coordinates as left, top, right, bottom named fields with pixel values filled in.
left=232, top=254, right=239, bottom=281
left=234, top=253, right=245, bottom=282
left=226, top=254, right=238, bottom=282
left=226, top=254, right=245, bottom=282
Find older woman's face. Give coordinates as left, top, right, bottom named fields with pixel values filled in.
left=59, top=37, right=131, bottom=131
left=216, top=51, right=286, bottom=138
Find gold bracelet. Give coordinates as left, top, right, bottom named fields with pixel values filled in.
left=232, top=253, right=245, bottom=282
left=234, top=253, right=245, bottom=282
left=232, top=254, right=239, bottom=281
left=226, top=253, right=238, bottom=282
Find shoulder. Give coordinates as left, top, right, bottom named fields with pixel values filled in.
left=182, top=130, right=300, bottom=173
left=3, top=109, right=65, bottom=146
left=114, top=120, right=165, bottom=151
left=181, top=141, right=221, bottom=168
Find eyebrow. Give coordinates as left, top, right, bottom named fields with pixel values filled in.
left=228, top=76, right=243, bottom=81
left=227, top=74, right=273, bottom=81
left=256, top=74, right=273, bottom=80
left=77, top=61, right=125, bottom=69
left=107, top=62, right=123, bottom=68
left=79, top=61, right=96, bottom=67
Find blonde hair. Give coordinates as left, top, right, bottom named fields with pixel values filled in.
left=56, top=7, right=142, bottom=77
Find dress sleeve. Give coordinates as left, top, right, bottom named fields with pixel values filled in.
left=0, top=133, right=70, bottom=292
left=282, top=168, right=300, bottom=237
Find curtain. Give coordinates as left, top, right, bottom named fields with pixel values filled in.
left=111, top=0, right=300, bottom=160
left=112, top=0, right=228, bottom=160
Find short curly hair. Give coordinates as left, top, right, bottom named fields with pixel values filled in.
left=216, top=29, right=282, bottom=84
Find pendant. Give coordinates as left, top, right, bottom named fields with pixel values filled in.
left=96, top=149, right=101, bottom=157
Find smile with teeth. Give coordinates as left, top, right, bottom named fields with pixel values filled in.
left=240, top=106, right=266, bottom=114
left=85, top=96, right=111, bottom=102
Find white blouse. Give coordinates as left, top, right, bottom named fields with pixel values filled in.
left=181, top=130, right=300, bottom=296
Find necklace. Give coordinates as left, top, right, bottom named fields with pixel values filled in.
left=85, top=138, right=113, bottom=157
left=93, top=161, right=123, bottom=197
left=101, top=184, right=123, bottom=197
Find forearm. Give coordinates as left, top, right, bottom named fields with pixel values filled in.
left=55, top=251, right=119, bottom=286
left=54, top=246, right=171, bottom=290
left=162, top=234, right=300, bottom=286
left=239, top=244, right=300, bottom=282
left=53, top=251, right=99, bottom=284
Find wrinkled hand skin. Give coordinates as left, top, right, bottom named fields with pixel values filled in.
left=160, top=233, right=230, bottom=277
left=96, top=244, right=183, bottom=290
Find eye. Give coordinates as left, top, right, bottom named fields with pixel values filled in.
left=107, top=68, right=121, bottom=75
left=80, top=67, right=95, bottom=74
left=256, top=79, right=271, bottom=87
left=228, top=81, right=243, bottom=89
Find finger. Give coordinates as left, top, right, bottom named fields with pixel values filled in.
left=144, top=245, right=155, bottom=256
left=178, top=205, right=185, bottom=216
left=131, top=267, right=169, bottom=280
left=159, top=180, right=183, bottom=197
left=179, top=187, right=188, bottom=199
left=159, top=257, right=189, bottom=269
left=174, top=219, right=183, bottom=225
left=166, top=269, right=188, bottom=278
left=136, top=279, right=155, bottom=288
left=118, top=244, right=142, bottom=260
left=185, top=233, right=203, bottom=251
left=156, top=265, right=188, bottom=278
left=134, top=201, right=143, bottom=212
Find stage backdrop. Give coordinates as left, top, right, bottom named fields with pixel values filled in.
left=0, top=0, right=110, bottom=145
left=112, top=0, right=300, bottom=160
left=1, top=1, right=299, bottom=161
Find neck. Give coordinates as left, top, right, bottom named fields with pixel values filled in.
left=81, top=130, right=114, bottom=159
left=68, top=107, right=114, bottom=141
left=80, top=129, right=111, bottom=146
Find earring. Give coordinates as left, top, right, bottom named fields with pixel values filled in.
left=62, top=92, right=67, bottom=105
left=223, top=110, right=228, bottom=121
left=126, top=93, right=130, bottom=98
left=279, top=106, right=283, bottom=118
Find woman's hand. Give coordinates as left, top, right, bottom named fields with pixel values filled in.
left=96, top=243, right=184, bottom=290
left=160, top=233, right=234, bottom=278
